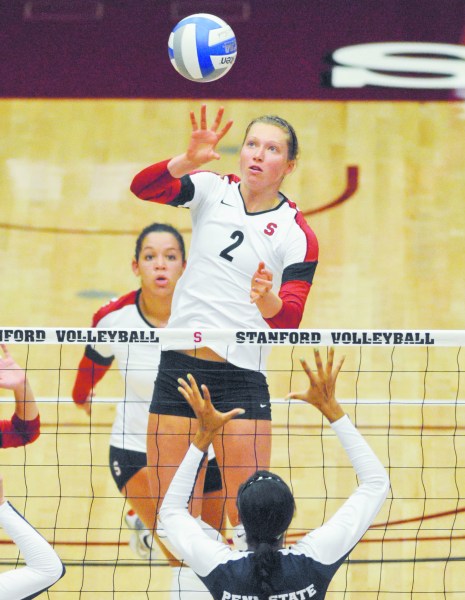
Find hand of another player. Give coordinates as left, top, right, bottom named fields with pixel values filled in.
left=250, top=261, right=273, bottom=304
left=177, top=374, right=244, bottom=451
left=0, top=344, right=27, bottom=392
left=186, top=104, right=233, bottom=166
left=287, top=348, right=345, bottom=423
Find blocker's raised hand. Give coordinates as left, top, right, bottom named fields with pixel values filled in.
left=177, top=373, right=244, bottom=451
left=287, top=348, right=345, bottom=423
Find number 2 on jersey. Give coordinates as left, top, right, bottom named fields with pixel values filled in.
left=220, top=230, right=244, bottom=262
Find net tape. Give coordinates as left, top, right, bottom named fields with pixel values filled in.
left=1, top=327, right=465, bottom=345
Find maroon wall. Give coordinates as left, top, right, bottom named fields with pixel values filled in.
left=1, top=0, right=464, bottom=99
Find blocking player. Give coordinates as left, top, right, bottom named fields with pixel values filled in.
left=159, top=348, right=390, bottom=599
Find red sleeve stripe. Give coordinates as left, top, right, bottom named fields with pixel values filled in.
left=0, top=414, right=40, bottom=448
left=294, top=210, right=319, bottom=262
left=264, top=280, right=311, bottom=329
left=72, top=354, right=112, bottom=404
left=92, top=290, right=138, bottom=327
left=130, top=159, right=182, bottom=204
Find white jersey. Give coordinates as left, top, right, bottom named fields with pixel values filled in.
left=0, top=501, right=65, bottom=599
left=132, top=167, right=319, bottom=371
left=89, top=290, right=160, bottom=453
left=160, top=415, right=390, bottom=599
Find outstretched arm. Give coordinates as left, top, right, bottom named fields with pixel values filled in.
left=0, top=475, right=65, bottom=599
left=130, top=105, right=233, bottom=204
left=72, top=349, right=113, bottom=416
left=159, top=375, right=244, bottom=576
left=176, top=373, right=244, bottom=452
left=0, top=345, right=40, bottom=448
left=288, top=349, right=390, bottom=566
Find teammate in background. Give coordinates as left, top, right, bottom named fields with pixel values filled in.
left=0, top=474, right=65, bottom=599
left=159, top=348, right=390, bottom=599
left=0, top=344, right=40, bottom=449
left=71, top=223, right=222, bottom=596
left=130, top=105, right=319, bottom=549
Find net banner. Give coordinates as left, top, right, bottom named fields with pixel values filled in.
left=1, top=327, right=465, bottom=346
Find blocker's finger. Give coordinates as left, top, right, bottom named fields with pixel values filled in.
left=177, top=385, right=192, bottom=404
left=313, top=349, right=325, bottom=375
left=222, top=407, right=245, bottom=422
left=299, top=358, right=313, bottom=380
left=325, top=347, right=334, bottom=377
left=200, top=383, right=212, bottom=405
left=333, top=355, right=345, bottom=378
left=286, top=390, right=307, bottom=401
left=186, top=373, right=202, bottom=396
left=177, top=377, right=196, bottom=405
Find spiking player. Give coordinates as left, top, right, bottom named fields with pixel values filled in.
left=130, top=106, right=319, bottom=561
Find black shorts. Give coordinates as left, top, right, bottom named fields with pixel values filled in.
left=110, top=445, right=147, bottom=491
left=150, top=350, right=271, bottom=421
left=109, top=445, right=222, bottom=493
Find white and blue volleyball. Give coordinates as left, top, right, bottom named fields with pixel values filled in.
left=168, top=13, right=237, bottom=82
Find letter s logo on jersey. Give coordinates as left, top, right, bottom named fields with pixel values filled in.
left=264, top=223, right=278, bottom=236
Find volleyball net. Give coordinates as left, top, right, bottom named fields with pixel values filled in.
left=0, top=327, right=464, bottom=599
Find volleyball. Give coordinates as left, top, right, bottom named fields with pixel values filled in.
left=168, top=13, right=237, bottom=83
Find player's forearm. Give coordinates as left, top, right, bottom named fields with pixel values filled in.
left=167, top=153, right=201, bottom=178
left=255, top=290, right=283, bottom=320
left=317, top=399, right=345, bottom=424
left=263, top=282, right=310, bottom=328
left=193, top=429, right=216, bottom=453
left=72, top=353, right=111, bottom=404
left=130, top=159, right=182, bottom=203
left=0, top=501, right=65, bottom=594
left=13, top=378, right=38, bottom=421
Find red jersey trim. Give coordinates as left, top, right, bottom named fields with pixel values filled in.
left=130, top=159, right=182, bottom=204
left=264, top=280, right=311, bottom=329
left=92, top=290, right=138, bottom=326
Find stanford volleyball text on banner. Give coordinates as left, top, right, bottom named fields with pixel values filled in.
left=1, top=328, right=465, bottom=346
